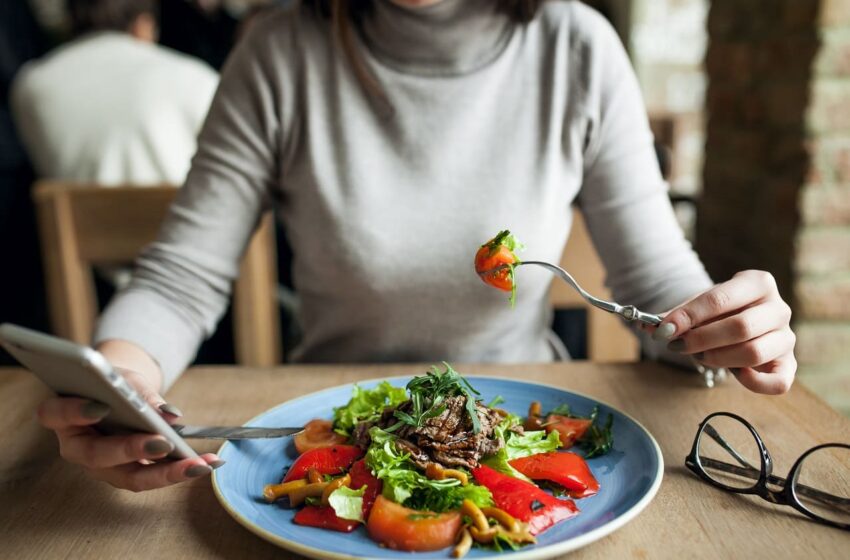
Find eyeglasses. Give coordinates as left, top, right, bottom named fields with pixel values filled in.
left=685, top=412, right=850, bottom=531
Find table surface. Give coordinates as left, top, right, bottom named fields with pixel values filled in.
left=1, top=362, right=848, bottom=559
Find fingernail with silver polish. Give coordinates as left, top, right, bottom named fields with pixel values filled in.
left=185, top=464, right=213, bottom=478
left=209, top=460, right=226, bottom=470
left=667, top=339, right=686, bottom=352
left=144, top=438, right=174, bottom=456
left=653, top=323, right=677, bottom=341
left=81, top=401, right=110, bottom=419
left=159, top=403, right=184, bottom=418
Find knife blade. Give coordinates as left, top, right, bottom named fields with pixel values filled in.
left=172, top=424, right=304, bottom=440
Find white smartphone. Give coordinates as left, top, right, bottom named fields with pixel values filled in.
left=0, top=323, right=198, bottom=460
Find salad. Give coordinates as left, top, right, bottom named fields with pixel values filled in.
left=262, top=364, right=613, bottom=557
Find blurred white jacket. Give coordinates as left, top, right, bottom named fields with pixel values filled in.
left=11, top=32, right=218, bottom=186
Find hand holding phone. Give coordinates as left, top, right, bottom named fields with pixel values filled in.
left=1, top=324, right=222, bottom=491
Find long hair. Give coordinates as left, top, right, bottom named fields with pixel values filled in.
left=301, top=0, right=545, bottom=110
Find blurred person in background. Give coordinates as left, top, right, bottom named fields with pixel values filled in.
left=0, top=0, right=49, bottom=360
left=11, top=0, right=218, bottom=186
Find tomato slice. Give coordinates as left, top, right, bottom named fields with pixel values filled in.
left=509, top=452, right=600, bottom=499
left=282, top=445, right=363, bottom=483
left=294, top=419, right=348, bottom=454
left=544, top=415, right=592, bottom=448
left=348, top=459, right=382, bottom=519
left=293, top=505, right=359, bottom=533
left=366, top=495, right=462, bottom=552
left=471, top=464, right=579, bottom=535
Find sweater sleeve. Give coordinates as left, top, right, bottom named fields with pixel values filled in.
left=93, top=30, right=281, bottom=389
left=573, top=11, right=714, bottom=366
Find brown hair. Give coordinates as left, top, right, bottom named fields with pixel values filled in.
left=67, top=0, right=158, bottom=36
left=302, top=0, right=545, bottom=109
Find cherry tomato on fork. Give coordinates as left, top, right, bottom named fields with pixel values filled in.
left=474, top=230, right=523, bottom=291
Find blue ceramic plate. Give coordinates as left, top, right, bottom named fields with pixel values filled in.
left=212, top=376, right=663, bottom=559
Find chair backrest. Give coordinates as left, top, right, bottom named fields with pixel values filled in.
left=32, top=181, right=281, bottom=367
left=549, top=208, right=639, bottom=362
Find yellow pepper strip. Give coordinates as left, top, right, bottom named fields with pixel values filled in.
left=481, top=506, right=520, bottom=533
left=262, top=479, right=308, bottom=503
left=452, top=527, right=473, bottom=559
left=468, top=525, right=499, bottom=544
left=469, top=524, right=537, bottom=546
left=307, top=467, right=323, bottom=484
left=288, top=481, right=329, bottom=507
left=507, top=526, right=537, bottom=545
left=320, top=474, right=352, bottom=506
left=460, top=499, right=489, bottom=532
left=425, top=463, right=469, bottom=486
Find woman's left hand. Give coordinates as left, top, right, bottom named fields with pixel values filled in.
left=650, top=270, right=796, bottom=395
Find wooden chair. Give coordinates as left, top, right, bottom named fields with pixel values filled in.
left=549, top=208, right=639, bottom=362
left=32, top=181, right=281, bottom=367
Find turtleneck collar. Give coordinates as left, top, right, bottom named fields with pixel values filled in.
left=358, top=0, right=515, bottom=76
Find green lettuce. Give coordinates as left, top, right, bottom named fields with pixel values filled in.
left=364, top=427, right=493, bottom=512
left=328, top=485, right=366, bottom=522
left=332, top=381, right=407, bottom=436
left=482, top=414, right=561, bottom=481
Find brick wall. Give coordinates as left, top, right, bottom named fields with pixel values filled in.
left=630, top=0, right=709, bottom=198
left=700, top=0, right=850, bottom=414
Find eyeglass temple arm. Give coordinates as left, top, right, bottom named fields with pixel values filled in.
left=704, top=424, right=758, bottom=470
left=697, top=457, right=850, bottom=512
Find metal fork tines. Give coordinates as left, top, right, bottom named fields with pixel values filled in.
left=509, top=261, right=663, bottom=326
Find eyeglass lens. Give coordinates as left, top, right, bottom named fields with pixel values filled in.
left=794, top=445, right=850, bottom=525
left=698, top=415, right=762, bottom=491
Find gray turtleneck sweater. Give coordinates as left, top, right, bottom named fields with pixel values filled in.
left=94, top=0, right=712, bottom=388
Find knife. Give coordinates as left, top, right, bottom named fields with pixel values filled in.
left=172, top=424, right=304, bottom=440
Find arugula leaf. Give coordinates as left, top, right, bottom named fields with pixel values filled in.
left=365, top=427, right=493, bottom=512
left=486, top=230, right=525, bottom=254
left=391, top=363, right=482, bottom=434
left=327, top=485, right=366, bottom=522
left=486, top=395, right=505, bottom=408
left=332, top=381, right=407, bottom=436
left=580, top=408, right=614, bottom=459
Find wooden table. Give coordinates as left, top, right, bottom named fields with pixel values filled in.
left=1, top=362, right=848, bottom=558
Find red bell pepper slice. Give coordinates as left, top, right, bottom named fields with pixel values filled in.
left=509, top=452, right=600, bottom=499
left=471, top=465, right=579, bottom=535
left=348, top=459, right=382, bottom=519
left=283, top=445, right=363, bottom=483
left=293, top=505, right=360, bottom=533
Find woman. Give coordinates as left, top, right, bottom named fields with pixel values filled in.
left=37, top=0, right=796, bottom=491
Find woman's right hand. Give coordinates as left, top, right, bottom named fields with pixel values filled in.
left=36, top=347, right=222, bottom=492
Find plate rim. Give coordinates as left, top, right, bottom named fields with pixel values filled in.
left=211, top=374, right=665, bottom=560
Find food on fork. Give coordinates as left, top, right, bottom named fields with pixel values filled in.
left=261, top=363, right=614, bottom=557
left=474, top=230, right=524, bottom=305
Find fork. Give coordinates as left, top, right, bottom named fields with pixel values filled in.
left=508, top=261, right=663, bottom=326
left=504, top=260, right=728, bottom=387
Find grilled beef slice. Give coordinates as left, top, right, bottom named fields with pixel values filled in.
left=354, top=395, right=513, bottom=470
